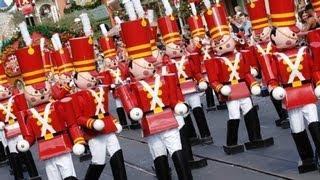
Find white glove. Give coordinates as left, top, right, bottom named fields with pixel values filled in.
left=17, top=140, right=30, bottom=152
left=0, top=122, right=5, bottom=131
left=220, top=85, right=231, bottom=96
left=130, top=108, right=143, bottom=121
left=115, top=123, right=123, bottom=133
left=315, top=85, right=320, bottom=99
left=72, top=143, right=85, bottom=156
left=272, top=86, right=286, bottom=100
left=250, top=68, right=259, bottom=78
left=251, top=85, right=261, bottom=96
left=174, top=103, right=188, bottom=115
left=198, top=81, right=208, bottom=91
left=93, top=119, right=105, bottom=131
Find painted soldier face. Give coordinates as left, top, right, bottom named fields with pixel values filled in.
left=165, top=42, right=184, bottom=58
left=104, top=58, right=118, bottom=70
left=0, top=85, right=12, bottom=101
left=255, top=27, right=271, bottom=43
left=152, top=49, right=164, bottom=67
left=270, top=27, right=299, bottom=49
left=58, top=73, right=73, bottom=88
left=129, top=58, right=155, bottom=80
left=73, top=71, right=99, bottom=90
left=23, top=81, right=52, bottom=107
left=212, top=34, right=236, bottom=56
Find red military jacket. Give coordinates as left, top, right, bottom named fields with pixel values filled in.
left=51, top=83, right=72, bottom=100
left=205, top=50, right=257, bottom=101
left=261, top=45, right=320, bottom=109
left=17, top=96, right=85, bottom=160
left=118, top=74, right=184, bottom=136
left=71, top=86, right=117, bottom=140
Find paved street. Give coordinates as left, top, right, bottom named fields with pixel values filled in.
left=1, top=94, right=320, bottom=180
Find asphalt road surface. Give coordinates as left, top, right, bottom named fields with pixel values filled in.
left=1, top=94, right=320, bottom=180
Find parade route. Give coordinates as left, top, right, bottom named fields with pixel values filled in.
left=1, top=95, right=320, bottom=180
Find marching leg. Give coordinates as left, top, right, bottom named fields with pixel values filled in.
left=0, top=141, right=8, bottom=166
left=20, top=150, right=41, bottom=180
left=270, top=96, right=289, bottom=129
left=243, top=105, right=274, bottom=150
left=84, top=164, right=106, bottom=180
left=172, top=150, right=193, bottom=180
left=223, top=119, right=244, bottom=155
left=154, top=155, right=171, bottom=180
left=308, top=122, right=320, bottom=157
left=110, top=149, right=127, bottom=180
left=192, top=107, right=213, bottom=145
left=116, top=107, right=128, bottom=128
left=205, top=87, right=216, bottom=111
left=184, top=114, right=200, bottom=146
left=9, top=152, right=24, bottom=180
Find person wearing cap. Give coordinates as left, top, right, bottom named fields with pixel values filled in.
left=0, top=59, right=41, bottom=180
left=260, top=0, right=320, bottom=173
left=14, top=22, right=86, bottom=180
left=69, top=13, right=127, bottom=180
left=159, top=0, right=213, bottom=146
left=245, top=0, right=290, bottom=129
left=204, top=1, right=274, bottom=155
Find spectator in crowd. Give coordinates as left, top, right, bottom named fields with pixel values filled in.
left=298, top=9, right=319, bottom=32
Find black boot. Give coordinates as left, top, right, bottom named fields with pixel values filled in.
left=217, top=101, right=227, bottom=110
left=308, top=122, right=320, bottom=158
left=84, top=164, right=106, bottom=180
left=184, top=114, right=200, bottom=146
left=110, top=150, right=127, bottom=180
left=270, top=96, right=290, bottom=129
left=0, top=141, right=8, bottom=167
left=244, top=107, right=274, bottom=150
left=154, top=155, right=171, bottom=180
left=64, top=176, right=78, bottom=180
left=128, top=117, right=141, bottom=129
left=223, top=119, right=244, bottom=155
left=172, top=150, right=193, bottom=180
left=117, top=107, right=129, bottom=129
left=9, top=153, right=24, bottom=180
left=205, top=87, right=216, bottom=112
left=292, top=130, right=317, bottom=173
left=192, top=107, right=213, bottom=145
left=20, top=150, right=41, bottom=180
left=79, top=144, right=92, bottom=162
left=180, top=125, right=207, bottom=169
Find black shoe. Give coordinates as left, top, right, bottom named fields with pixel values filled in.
left=217, top=104, right=227, bottom=110
left=9, top=153, right=24, bottom=180
left=154, top=155, right=171, bottom=180
left=292, top=130, right=317, bottom=174
left=0, top=141, right=8, bottom=167
left=20, top=150, right=40, bottom=179
left=172, top=150, right=193, bottom=180
left=110, top=150, right=127, bottom=180
left=308, top=122, right=320, bottom=158
left=244, top=107, right=274, bottom=150
left=84, top=164, right=106, bottom=180
left=271, top=95, right=289, bottom=128
left=192, top=107, right=211, bottom=138
left=117, top=107, right=128, bottom=127
left=188, top=137, right=201, bottom=146
left=260, top=88, right=270, bottom=97
left=184, top=114, right=197, bottom=139
left=200, top=136, right=214, bottom=145
left=64, top=176, right=77, bottom=180
left=205, top=87, right=216, bottom=110
left=80, top=145, right=92, bottom=162
left=223, top=119, right=244, bottom=155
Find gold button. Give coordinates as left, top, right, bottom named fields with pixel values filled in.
left=158, top=90, right=162, bottom=96
left=237, top=66, right=240, bottom=70
left=227, top=68, right=231, bottom=72
left=298, top=65, right=303, bottom=70
left=37, top=121, right=42, bottom=126
left=282, top=61, right=287, bottom=65
left=287, top=67, right=292, bottom=72
left=47, top=118, right=52, bottom=123
left=147, top=93, right=152, bottom=99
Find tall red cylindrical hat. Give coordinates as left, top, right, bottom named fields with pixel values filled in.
left=187, top=15, right=205, bottom=38
left=99, top=36, right=117, bottom=58
left=158, top=16, right=182, bottom=44
left=50, top=52, right=59, bottom=75
left=204, top=3, right=230, bottom=40
left=51, top=48, right=74, bottom=74
left=246, top=0, right=269, bottom=32
left=15, top=45, right=46, bottom=86
left=42, top=51, right=53, bottom=74
left=311, top=0, right=320, bottom=16
left=121, top=19, right=152, bottom=60
left=269, top=0, right=297, bottom=30
left=0, top=60, right=8, bottom=85
left=69, top=37, right=96, bottom=73
left=150, top=26, right=158, bottom=51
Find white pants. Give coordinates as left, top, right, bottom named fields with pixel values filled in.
left=175, top=115, right=185, bottom=130
left=88, top=133, right=121, bottom=165
left=45, top=153, right=76, bottom=180
left=288, top=103, right=319, bottom=133
left=147, top=128, right=182, bottom=160
left=7, top=135, right=23, bottom=153
left=226, top=97, right=253, bottom=120
left=115, top=98, right=123, bottom=108
left=0, top=131, right=7, bottom=147
left=185, top=93, right=202, bottom=109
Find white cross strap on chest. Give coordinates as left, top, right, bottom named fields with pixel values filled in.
left=202, top=46, right=212, bottom=60
left=220, top=53, right=241, bottom=81
left=275, top=46, right=306, bottom=84
left=0, top=97, right=16, bottom=123
left=89, top=87, right=106, bottom=115
left=256, top=42, right=272, bottom=55
left=30, top=103, right=56, bottom=138
left=109, top=68, right=123, bottom=85
left=139, top=74, right=165, bottom=111
left=173, top=55, right=188, bottom=79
